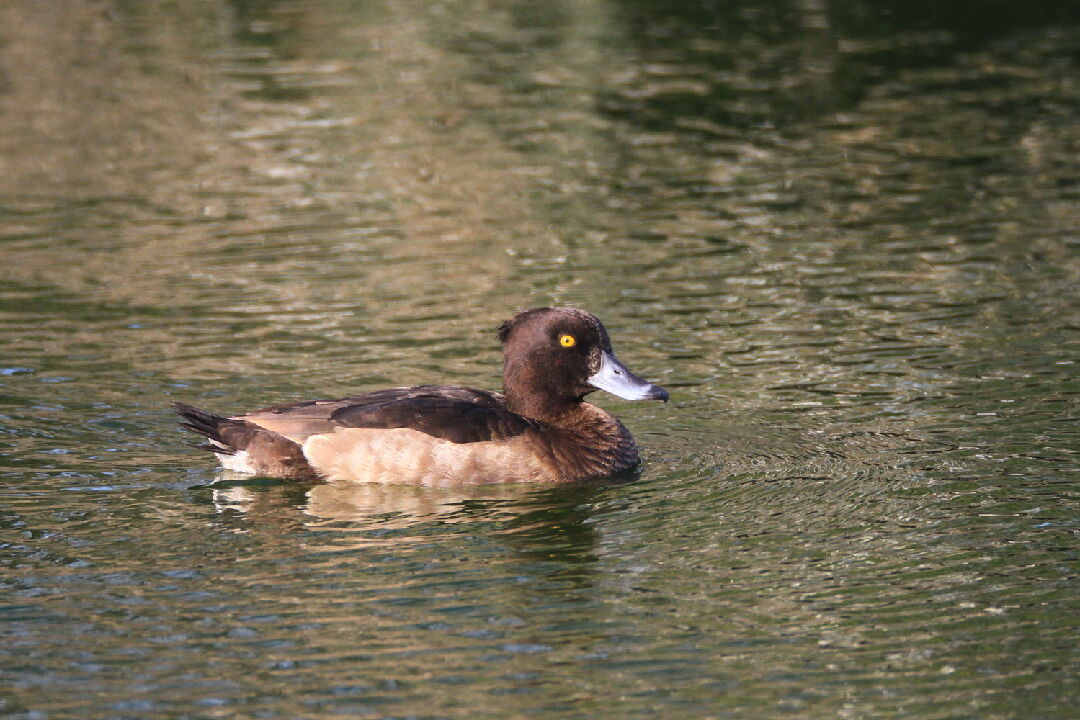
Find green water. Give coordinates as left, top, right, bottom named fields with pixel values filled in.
left=1, top=1, right=1077, bottom=718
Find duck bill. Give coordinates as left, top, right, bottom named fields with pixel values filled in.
left=588, top=350, right=669, bottom=402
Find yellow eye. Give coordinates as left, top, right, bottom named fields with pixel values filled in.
left=559, top=333, right=577, bottom=348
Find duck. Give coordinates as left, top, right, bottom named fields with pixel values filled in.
left=173, top=307, right=669, bottom=486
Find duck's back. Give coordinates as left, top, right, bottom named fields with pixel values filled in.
left=237, top=385, right=527, bottom=443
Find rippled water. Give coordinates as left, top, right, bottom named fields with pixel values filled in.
left=2, top=1, right=1078, bottom=718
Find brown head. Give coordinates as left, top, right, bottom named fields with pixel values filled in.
left=496, top=307, right=668, bottom=422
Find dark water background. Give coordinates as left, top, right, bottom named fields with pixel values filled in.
left=1, top=1, right=1077, bottom=718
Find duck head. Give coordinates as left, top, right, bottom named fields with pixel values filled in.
left=497, top=307, right=668, bottom=420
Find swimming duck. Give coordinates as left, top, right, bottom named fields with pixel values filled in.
left=174, top=307, right=668, bottom=485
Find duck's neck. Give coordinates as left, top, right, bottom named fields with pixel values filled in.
left=504, top=388, right=630, bottom=445
left=504, top=389, right=582, bottom=427
left=502, top=359, right=583, bottom=426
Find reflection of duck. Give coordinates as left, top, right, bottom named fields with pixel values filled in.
left=175, top=308, right=668, bottom=485
left=304, top=481, right=538, bottom=526
left=208, top=481, right=531, bottom=531
left=305, top=480, right=610, bottom=577
left=210, top=477, right=609, bottom=580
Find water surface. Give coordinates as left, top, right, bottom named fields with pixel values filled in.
left=1, top=1, right=1077, bottom=718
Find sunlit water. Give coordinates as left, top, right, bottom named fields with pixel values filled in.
left=1, top=1, right=1078, bottom=718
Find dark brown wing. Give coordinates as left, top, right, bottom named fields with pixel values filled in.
left=329, top=391, right=533, bottom=443
left=238, top=385, right=533, bottom=444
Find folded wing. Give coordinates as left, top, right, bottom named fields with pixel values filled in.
left=237, top=385, right=534, bottom=445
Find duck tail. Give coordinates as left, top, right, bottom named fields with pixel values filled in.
left=172, top=402, right=237, bottom=455
left=172, top=401, right=318, bottom=481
